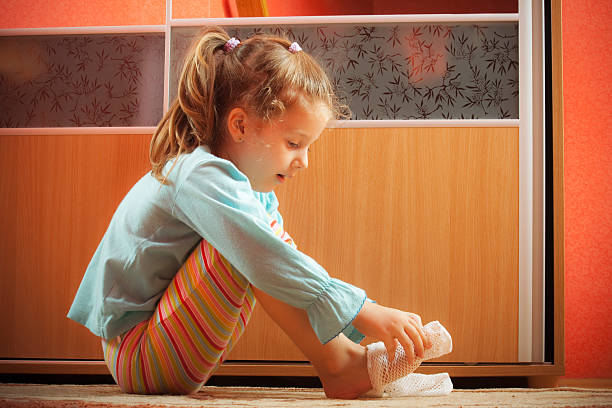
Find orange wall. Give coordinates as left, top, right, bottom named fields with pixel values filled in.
left=0, top=0, right=518, bottom=27
left=1, top=0, right=610, bottom=379
left=0, top=0, right=167, bottom=28
left=562, top=0, right=612, bottom=379
left=0, top=0, right=237, bottom=28
left=265, top=0, right=516, bottom=17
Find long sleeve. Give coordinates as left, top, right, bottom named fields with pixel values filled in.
left=258, top=190, right=366, bottom=344
left=171, top=156, right=366, bottom=344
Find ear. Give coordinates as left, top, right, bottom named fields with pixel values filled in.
left=226, top=107, right=248, bottom=143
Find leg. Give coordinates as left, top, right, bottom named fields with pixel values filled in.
left=262, top=220, right=453, bottom=398
left=252, top=289, right=453, bottom=399
left=251, top=286, right=373, bottom=399
left=102, top=239, right=256, bottom=394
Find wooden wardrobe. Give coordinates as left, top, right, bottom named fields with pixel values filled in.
left=0, top=1, right=564, bottom=382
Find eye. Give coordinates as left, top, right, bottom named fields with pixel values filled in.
left=288, top=141, right=299, bottom=149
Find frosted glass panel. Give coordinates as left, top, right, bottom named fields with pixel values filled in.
left=171, top=23, right=518, bottom=119
left=0, top=34, right=165, bottom=127
left=265, top=0, right=518, bottom=17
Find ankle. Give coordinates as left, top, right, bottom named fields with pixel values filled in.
left=316, top=345, right=372, bottom=399
left=320, top=343, right=365, bottom=376
left=315, top=350, right=348, bottom=376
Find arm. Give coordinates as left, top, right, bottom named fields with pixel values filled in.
left=259, top=188, right=430, bottom=355
left=264, top=192, right=367, bottom=345
left=172, top=158, right=367, bottom=345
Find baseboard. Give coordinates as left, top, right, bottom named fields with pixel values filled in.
left=0, top=360, right=564, bottom=377
left=558, top=378, right=612, bottom=389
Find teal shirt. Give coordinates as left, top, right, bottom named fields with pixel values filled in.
left=67, top=146, right=366, bottom=344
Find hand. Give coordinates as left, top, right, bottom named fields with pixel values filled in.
left=351, top=302, right=432, bottom=363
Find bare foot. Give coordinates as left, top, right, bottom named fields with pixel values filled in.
left=315, top=345, right=373, bottom=399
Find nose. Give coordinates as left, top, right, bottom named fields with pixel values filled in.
left=293, top=149, right=308, bottom=169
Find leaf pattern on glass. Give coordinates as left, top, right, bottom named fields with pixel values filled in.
left=171, top=22, right=518, bottom=120
left=0, top=34, right=164, bottom=127
left=1, top=23, right=518, bottom=128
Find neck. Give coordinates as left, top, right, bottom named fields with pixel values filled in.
left=210, top=139, right=233, bottom=163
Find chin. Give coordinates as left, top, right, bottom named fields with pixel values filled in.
left=252, top=185, right=275, bottom=193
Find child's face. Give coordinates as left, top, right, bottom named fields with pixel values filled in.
left=226, top=99, right=330, bottom=192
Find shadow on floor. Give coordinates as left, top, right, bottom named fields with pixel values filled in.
left=0, top=374, right=528, bottom=389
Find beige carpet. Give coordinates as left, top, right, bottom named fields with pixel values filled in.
left=0, top=384, right=611, bottom=408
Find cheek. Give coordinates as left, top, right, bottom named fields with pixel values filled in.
left=250, top=140, right=276, bottom=164
left=260, top=140, right=279, bottom=154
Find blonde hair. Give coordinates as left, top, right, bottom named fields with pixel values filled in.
left=150, top=26, right=346, bottom=184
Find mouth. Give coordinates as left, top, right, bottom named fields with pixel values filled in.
left=276, top=173, right=295, bottom=183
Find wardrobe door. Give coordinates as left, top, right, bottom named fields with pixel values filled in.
left=229, top=126, right=519, bottom=363
left=0, top=133, right=151, bottom=359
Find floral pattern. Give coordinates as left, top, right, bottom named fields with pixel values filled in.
left=171, top=23, right=518, bottom=119
left=0, top=23, right=518, bottom=128
left=0, top=34, right=165, bottom=127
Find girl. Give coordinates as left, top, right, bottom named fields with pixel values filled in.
left=68, top=27, right=448, bottom=399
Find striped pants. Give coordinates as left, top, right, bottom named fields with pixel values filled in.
left=102, top=220, right=295, bottom=394
left=101, top=239, right=255, bottom=394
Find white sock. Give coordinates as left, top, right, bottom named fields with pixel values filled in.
left=383, top=372, right=453, bottom=397
left=365, top=321, right=453, bottom=397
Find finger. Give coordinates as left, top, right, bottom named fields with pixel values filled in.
left=408, top=315, right=431, bottom=350
left=406, top=325, right=426, bottom=359
left=384, top=339, right=397, bottom=362
left=408, top=312, right=423, bottom=327
left=396, top=332, right=416, bottom=365
left=416, top=323, right=431, bottom=351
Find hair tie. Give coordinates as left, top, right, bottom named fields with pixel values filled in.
left=224, top=37, right=240, bottom=53
left=288, top=42, right=302, bottom=54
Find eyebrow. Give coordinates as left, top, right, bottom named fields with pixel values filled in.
left=292, top=130, right=318, bottom=139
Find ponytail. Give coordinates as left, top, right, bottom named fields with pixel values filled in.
left=150, top=28, right=228, bottom=184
